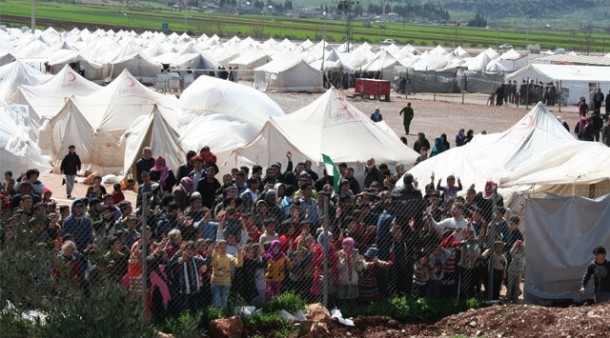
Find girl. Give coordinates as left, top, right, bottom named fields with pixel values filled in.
left=336, top=237, right=364, bottom=307
left=235, top=244, right=266, bottom=305
left=506, top=240, right=525, bottom=302
left=111, top=183, right=125, bottom=204
left=210, top=239, right=243, bottom=310
left=358, top=246, right=391, bottom=303
left=264, top=240, right=292, bottom=302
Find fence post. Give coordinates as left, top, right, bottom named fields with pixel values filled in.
left=433, top=73, right=437, bottom=101
left=558, top=80, right=562, bottom=113
left=323, top=194, right=329, bottom=309
left=140, top=193, right=149, bottom=322
left=462, top=76, right=467, bottom=105
left=488, top=184, right=498, bottom=301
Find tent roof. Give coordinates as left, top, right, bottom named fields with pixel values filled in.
left=509, top=64, right=610, bottom=83
left=237, top=87, right=418, bottom=166
left=14, top=65, right=101, bottom=119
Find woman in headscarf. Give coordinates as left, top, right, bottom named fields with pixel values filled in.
left=172, top=177, right=193, bottom=211
left=150, top=156, right=177, bottom=191
left=430, top=136, right=447, bottom=157
left=336, top=237, right=365, bottom=307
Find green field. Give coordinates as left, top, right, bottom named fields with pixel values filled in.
left=0, top=0, right=608, bottom=52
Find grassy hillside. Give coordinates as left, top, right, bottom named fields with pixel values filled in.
left=0, top=0, right=608, bottom=52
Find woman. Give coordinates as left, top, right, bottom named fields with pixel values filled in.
left=430, top=137, right=447, bottom=157
left=150, top=156, right=177, bottom=191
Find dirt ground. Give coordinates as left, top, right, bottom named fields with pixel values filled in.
left=319, top=301, right=610, bottom=337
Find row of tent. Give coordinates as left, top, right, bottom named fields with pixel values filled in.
left=0, top=26, right=531, bottom=93
left=1, top=56, right=609, bottom=202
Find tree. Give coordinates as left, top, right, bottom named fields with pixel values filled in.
left=468, top=13, right=487, bottom=28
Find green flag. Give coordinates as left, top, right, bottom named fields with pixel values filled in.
left=322, top=154, right=340, bottom=194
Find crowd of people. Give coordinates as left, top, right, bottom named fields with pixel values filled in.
left=0, top=139, right=529, bottom=323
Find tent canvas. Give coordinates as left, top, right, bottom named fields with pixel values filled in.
left=0, top=103, right=51, bottom=174
left=234, top=87, right=418, bottom=179
left=524, top=195, right=610, bottom=304
left=254, top=57, right=324, bottom=93
left=122, top=105, right=185, bottom=180
left=400, top=103, right=576, bottom=192
left=499, top=141, right=610, bottom=198
left=11, top=64, right=102, bottom=119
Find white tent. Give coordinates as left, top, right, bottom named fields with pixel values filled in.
left=47, top=69, right=179, bottom=174
left=400, top=103, right=577, bottom=192
left=254, top=57, right=324, bottom=93
left=10, top=65, right=102, bottom=119
left=122, top=105, right=185, bottom=179
left=506, top=64, right=610, bottom=104
left=234, top=87, right=419, bottom=178
left=500, top=141, right=610, bottom=198
left=523, top=195, right=610, bottom=304
left=361, top=50, right=405, bottom=81
left=0, top=103, right=51, bottom=174
left=179, top=75, right=285, bottom=171
left=0, top=60, right=51, bottom=102
left=229, top=48, right=271, bottom=80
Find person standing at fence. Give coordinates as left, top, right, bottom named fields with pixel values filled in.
left=506, top=240, right=525, bottom=302
left=399, top=103, right=414, bottom=136
left=580, top=246, right=610, bottom=303
left=60, top=145, right=81, bottom=200
left=210, top=240, right=243, bottom=310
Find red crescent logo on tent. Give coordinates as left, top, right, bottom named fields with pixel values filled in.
left=519, top=116, right=534, bottom=129
left=67, top=72, right=77, bottom=82
left=126, top=77, right=136, bottom=87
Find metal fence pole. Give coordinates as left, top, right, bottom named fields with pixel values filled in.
left=323, top=195, right=329, bottom=308
left=140, top=193, right=149, bottom=322
left=488, top=184, right=498, bottom=301
left=434, top=73, right=437, bottom=101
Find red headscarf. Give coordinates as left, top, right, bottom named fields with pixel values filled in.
left=151, top=156, right=170, bottom=182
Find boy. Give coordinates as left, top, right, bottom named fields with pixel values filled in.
left=580, top=246, right=610, bottom=303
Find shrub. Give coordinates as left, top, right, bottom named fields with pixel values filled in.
left=243, top=313, right=293, bottom=338
left=262, top=291, right=306, bottom=314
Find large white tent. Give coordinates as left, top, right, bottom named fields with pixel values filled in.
left=506, top=64, right=610, bottom=104
left=0, top=103, right=51, bottom=174
left=234, top=87, right=418, bottom=178
left=254, top=56, right=324, bottom=93
left=500, top=141, right=610, bottom=198
left=46, top=69, right=179, bottom=174
left=0, top=60, right=51, bottom=102
left=10, top=64, right=102, bottom=119
left=179, top=75, right=285, bottom=171
left=400, top=103, right=577, bottom=192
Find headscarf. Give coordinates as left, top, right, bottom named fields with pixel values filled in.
left=266, top=239, right=285, bottom=261
left=179, top=177, right=194, bottom=194
left=430, top=137, right=447, bottom=157
left=151, top=156, right=170, bottom=182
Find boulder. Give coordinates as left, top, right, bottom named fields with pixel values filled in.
left=306, top=303, right=331, bottom=321
left=209, top=315, right=243, bottom=338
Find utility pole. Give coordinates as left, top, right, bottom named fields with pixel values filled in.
left=31, top=0, right=36, bottom=33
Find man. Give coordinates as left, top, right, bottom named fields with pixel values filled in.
left=391, top=173, right=422, bottom=201
left=60, top=145, right=81, bottom=199
left=363, top=158, right=383, bottom=189
left=429, top=202, right=468, bottom=240
left=399, top=102, right=414, bottom=136
left=580, top=246, right=610, bottom=303
left=2, top=170, right=16, bottom=196
left=196, top=166, right=221, bottom=209
left=370, top=107, right=383, bottom=122
left=603, top=119, right=610, bottom=147
left=135, top=147, right=154, bottom=184
left=62, top=199, right=94, bottom=252
left=605, top=90, right=610, bottom=120
left=413, top=132, right=431, bottom=154
left=593, top=88, right=604, bottom=114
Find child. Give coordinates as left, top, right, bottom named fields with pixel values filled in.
left=235, top=244, right=266, bottom=305
left=112, top=183, right=125, bottom=204
left=428, top=244, right=450, bottom=299
left=412, top=254, right=432, bottom=298
left=506, top=240, right=525, bottom=302
left=358, top=246, right=391, bottom=303
left=336, top=237, right=364, bottom=307
left=264, top=240, right=292, bottom=302
left=167, top=241, right=208, bottom=314
left=252, top=243, right=267, bottom=306
left=489, top=241, right=507, bottom=300
left=211, top=239, right=243, bottom=310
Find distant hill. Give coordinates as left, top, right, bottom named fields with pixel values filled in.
left=436, top=0, right=606, bottom=19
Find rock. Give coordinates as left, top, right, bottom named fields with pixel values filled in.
left=297, top=320, right=319, bottom=337
left=306, top=303, right=331, bottom=321
left=388, top=319, right=400, bottom=328
left=209, top=315, right=243, bottom=338
left=469, top=320, right=478, bottom=327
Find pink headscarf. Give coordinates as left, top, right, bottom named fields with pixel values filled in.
left=266, top=240, right=285, bottom=261
left=151, top=156, right=170, bottom=182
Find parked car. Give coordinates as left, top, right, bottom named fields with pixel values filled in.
left=382, top=39, right=396, bottom=44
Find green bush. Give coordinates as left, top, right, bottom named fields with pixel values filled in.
left=243, top=313, right=293, bottom=338
left=262, top=291, right=306, bottom=314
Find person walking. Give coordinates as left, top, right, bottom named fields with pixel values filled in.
left=60, top=145, right=81, bottom=199
left=580, top=246, right=610, bottom=303
left=399, top=102, right=414, bottom=136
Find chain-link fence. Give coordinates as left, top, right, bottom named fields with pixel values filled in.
left=2, top=167, right=610, bottom=328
